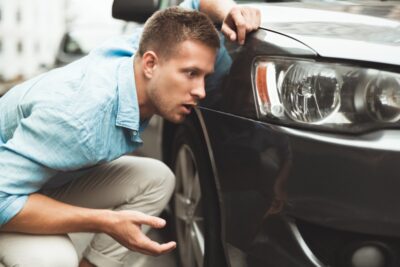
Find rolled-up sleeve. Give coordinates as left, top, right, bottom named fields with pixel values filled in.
left=0, top=107, right=95, bottom=226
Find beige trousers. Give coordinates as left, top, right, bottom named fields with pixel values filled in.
left=0, top=156, right=175, bottom=267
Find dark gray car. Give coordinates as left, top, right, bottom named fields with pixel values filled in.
left=113, top=0, right=400, bottom=266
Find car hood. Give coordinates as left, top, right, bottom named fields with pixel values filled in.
left=252, top=1, right=400, bottom=65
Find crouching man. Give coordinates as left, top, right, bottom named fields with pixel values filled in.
left=0, top=0, right=260, bottom=266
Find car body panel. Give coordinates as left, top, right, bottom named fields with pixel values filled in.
left=196, top=102, right=400, bottom=264
left=252, top=3, right=400, bottom=65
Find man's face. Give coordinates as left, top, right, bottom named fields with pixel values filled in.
left=147, top=40, right=217, bottom=123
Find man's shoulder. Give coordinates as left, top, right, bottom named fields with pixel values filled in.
left=89, top=29, right=142, bottom=59
left=16, top=59, right=119, bottom=133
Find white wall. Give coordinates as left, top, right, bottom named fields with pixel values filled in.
left=0, top=0, right=67, bottom=80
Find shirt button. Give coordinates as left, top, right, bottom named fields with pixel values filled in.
left=132, top=130, right=138, bottom=136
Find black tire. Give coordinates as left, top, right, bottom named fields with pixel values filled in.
left=170, top=120, right=227, bottom=267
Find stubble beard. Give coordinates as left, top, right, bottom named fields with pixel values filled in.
left=148, top=86, right=183, bottom=123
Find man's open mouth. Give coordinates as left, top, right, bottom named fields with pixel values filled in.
left=182, top=104, right=195, bottom=114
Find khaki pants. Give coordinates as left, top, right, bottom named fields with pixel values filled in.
left=0, top=156, right=175, bottom=267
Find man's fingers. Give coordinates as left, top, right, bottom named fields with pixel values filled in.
left=135, top=242, right=177, bottom=256
left=135, top=234, right=177, bottom=255
left=230, top=8, right=247, bottom=45
left=241, top=8, right=261, bottom=33
left=223, top=6, right=261, bottom=45
left=134, top=212, right=166, bottom=229
left=221, top=23, right=237, bottom=42
left=159, top=241, right=177, bottom=254
left=250, top=8, right=261, bottom=30
left=235, top=21, right=247, bottom=45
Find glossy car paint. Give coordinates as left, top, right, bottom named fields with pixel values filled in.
left=137, top=1, right=400, bottom=266
left=255, top=3, right=400, bottom=65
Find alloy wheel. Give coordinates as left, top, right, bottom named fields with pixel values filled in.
left=174, top=144, right=205, bottom=267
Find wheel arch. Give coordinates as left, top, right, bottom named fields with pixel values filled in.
left=161, top=108, right=230, bottom=266
left=161, top=109, right=216, bottom=179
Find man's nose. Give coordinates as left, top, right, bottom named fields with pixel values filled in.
left=191, top=80, right=206, bottom=100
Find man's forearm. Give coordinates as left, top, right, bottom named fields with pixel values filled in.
left=0, top=193, right=176, bottom=255
left=199, top=0, right=236, bottom=22
left=0, top=193, right=111, bottom=234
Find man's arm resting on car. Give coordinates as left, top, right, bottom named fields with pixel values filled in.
left=200, top=0, right=261, bottom=44
left=1, top=193, right=176, bottom=255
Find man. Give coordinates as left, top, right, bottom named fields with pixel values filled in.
left=0, top=0, right=260, bottom=266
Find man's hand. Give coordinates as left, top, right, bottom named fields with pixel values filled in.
left=106, top=210, right=176, bottom=255
left=1, top=194, right=176, bottom=256
left=199, top=0, right=261, bottom=45
left=221, top=6, right=261, bottom=45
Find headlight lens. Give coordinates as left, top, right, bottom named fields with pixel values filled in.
left=366, top=74, right=400, bottom=123
left=281, top=62, right=342, bottom=123
left=253, top=57, right=400, bottom=132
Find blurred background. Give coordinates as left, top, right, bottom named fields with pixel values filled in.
left=0, top=0, right=128, bottom=96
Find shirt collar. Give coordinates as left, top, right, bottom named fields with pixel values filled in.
left=116, top=55, right=140, bottom=132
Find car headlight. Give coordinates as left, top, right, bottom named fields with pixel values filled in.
left=253, top=57, right=400, bottom=133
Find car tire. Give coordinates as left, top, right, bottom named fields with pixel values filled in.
left=170, top=120, right=226, bottom=267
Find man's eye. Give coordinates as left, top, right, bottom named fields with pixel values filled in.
left=187, top=71, right=197, bottom=78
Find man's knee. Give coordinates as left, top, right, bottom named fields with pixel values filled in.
left=119, top=157, right=175, bottom=196
left=118, top=157, right=175, bottom=208
left=0, top=234, right=78, bottom=267
left=142, top=158, right=175, bottom=199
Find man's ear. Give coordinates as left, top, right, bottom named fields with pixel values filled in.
left=142, top=51, right=158, bottom=79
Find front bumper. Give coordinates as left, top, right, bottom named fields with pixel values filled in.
left=202, top=109, right=400, bottom=266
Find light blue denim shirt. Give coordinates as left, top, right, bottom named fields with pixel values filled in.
left=0, top=0, right=200, bottom=226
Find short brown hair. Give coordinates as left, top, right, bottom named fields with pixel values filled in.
left=138, top=7, right=220, bottom=59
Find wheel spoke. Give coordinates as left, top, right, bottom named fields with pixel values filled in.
left=176, top=149, right=188, bottom=192
left=174, top=144, right=206, bottom=267
left=191, top=221, right=205, bottom=267
left=175, top=149, right=185, bottom=178
left=174, top=193, right=190, bottom=221
left=185, top=223, right=195, bottom=266
left=177, top=147, right=195, bottom=197
left=191, top=171, right=202, bottom=208
left=185, top=169, right=195, bottom=200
